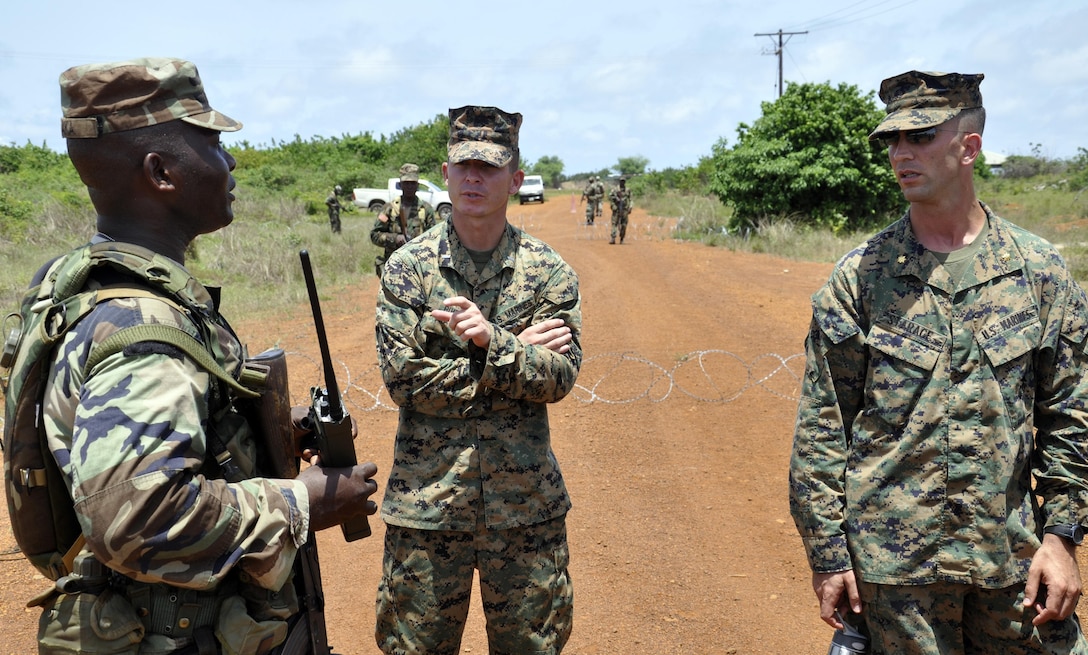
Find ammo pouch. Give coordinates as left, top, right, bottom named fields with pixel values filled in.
left=38, top=553, right=145, bottom=655
left=38, top=551, right=299, bottom=655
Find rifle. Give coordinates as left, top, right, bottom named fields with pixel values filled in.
left=398, top=201, right=409, bottom=242
left=299, top=249, right=372, bottom=542
left=236, top=345, right=332, bottom=654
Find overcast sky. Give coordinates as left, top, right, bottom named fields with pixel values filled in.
left=2, top=1, right=1085, bottom=175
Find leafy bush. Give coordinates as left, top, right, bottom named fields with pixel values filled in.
left=0, top=142, right=68, bottom=173
left=382, top=115, right=449, bottom=180
left=0, top=186, right=35, bottom=237
left=1070, top=148, right=1088, bottom=192
left=710, top=81, right=904, bottom=233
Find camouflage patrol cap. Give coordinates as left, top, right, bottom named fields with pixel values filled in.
left=399, top=163, right=420, bottom=182
left=448, top=105, right=522, bottom=167
left=60, top=57, right=241, bottom=139
left=869, top=70, right=984, bottom=140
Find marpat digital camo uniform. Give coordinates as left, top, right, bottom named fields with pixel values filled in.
left=375, top=219, right=581, bottom=530
left=374, top=105, right=578, bottom=654
left=789, top=203, right=1088, bottom=586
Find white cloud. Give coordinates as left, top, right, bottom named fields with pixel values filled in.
left=1, top=0, right=1086, bottom=172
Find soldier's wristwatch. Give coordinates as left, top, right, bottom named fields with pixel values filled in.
left=1044, top=524, right=1085, bottom=545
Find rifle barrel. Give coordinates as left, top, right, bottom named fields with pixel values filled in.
left=299, top=250, right=345, bottom=421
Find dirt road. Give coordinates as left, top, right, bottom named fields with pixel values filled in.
left=4, top=194, right=1073, bottom=653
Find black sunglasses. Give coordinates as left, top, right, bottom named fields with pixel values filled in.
left=878, top=127, right=962, bottom=149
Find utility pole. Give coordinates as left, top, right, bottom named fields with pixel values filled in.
left=754, top=29, right=807, bottom=98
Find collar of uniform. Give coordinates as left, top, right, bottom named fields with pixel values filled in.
left=889, top=202, right=1021, bottom=294
left=885, top=214, right=931, bottom=283
left=439, top=220, right=518, bottom=282
left=967, top=202, right=1023, bottom=285
left=84, top=240, right=218, bottom=317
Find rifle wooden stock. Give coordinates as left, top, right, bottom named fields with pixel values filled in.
left=239, top=348, right=299, bottom=480
left=237, top=347, right=332, bottom=654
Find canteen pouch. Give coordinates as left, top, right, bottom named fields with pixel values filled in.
left=37, top=589, right=144, bottom=655
left=215, top=595, right=288, bottom=655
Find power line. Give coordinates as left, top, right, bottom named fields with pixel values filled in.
left=753, top=29, right=808, bottom=98
left=786, top=0, right=919, bottom=33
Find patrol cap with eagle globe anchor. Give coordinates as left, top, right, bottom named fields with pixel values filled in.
left=60, top=57, right=241, bottom=139
left=869, top=70, right=983, bottom=141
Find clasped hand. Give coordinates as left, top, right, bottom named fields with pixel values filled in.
left=431, top=296, right=573, bottom=354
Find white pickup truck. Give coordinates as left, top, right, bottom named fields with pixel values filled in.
left=352, top=178, right=453, bottom=220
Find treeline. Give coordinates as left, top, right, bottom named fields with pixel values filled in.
left=4, top=81, right=1088, bottom=241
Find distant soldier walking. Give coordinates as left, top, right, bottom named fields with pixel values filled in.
left=593, top=175, right=605, bottom=219
left=326, top=184, right=342, bottom=233
left=580, top=175, right=601, bottom=225
left=608, top=177, right=631, bottom=244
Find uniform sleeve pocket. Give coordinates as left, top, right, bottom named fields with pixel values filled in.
left=811, top=284, right=861, bottom=346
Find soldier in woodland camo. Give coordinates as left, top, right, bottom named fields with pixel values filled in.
left=608, top=177, right=631, bottom=244
left=29, top=57, right=378, bottom=654
left=370, top=163, right=437, bottom=277
left=580, top=175, right=601, bottom=225
left=326, top=185, right=342, bottom=233
left=374, top=105, right=580, bottom=654
left=790, top=70, right=1088, bottom=653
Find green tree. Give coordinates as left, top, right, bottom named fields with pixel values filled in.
left=710, top=81, right=903, bottom=232
left=974, top=150, right=991, bottom=180
left=1070, top=147, right=1088, bottom=191
left=384, top=114, right=450, bottom=181
left=0, top=141, right=68, bottom=174
left=615, top=155, right=649, bottom=177
left=630, top=156, right=716, bottom=196
left=528, top=155, right=564, bottom=188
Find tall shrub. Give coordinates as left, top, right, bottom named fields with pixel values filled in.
left=710, top=81, right=904, bottom=232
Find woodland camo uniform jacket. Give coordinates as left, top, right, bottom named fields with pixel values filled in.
left=789, top=202, right=1088, bottom=588
left=43, top=240, right=310, bottom=593
left=371, top=196, right=438, bottom=267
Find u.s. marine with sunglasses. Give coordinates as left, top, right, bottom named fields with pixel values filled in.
left=791, top=70, right=1088, bottom=653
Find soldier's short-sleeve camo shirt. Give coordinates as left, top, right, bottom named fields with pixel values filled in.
left=790, top=203, right=1088, bottom=588
left=41, top=245, right=310, bottom=591
left=375, top=220, right=582, bottom=531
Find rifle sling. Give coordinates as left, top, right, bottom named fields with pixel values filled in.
left=83, top=322, right=259, bottom=399
left=398, top=202, right=409, bottom=238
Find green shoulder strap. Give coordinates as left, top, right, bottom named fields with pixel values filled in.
left=77, top=286, right=259, bottom=399
left=84, top=323, right=259, bottom=399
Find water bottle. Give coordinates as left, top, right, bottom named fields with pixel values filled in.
left=827, top=611, right=869, bottom=655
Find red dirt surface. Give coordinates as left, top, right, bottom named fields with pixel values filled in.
left=4, top=195, right=1088, bottom=654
